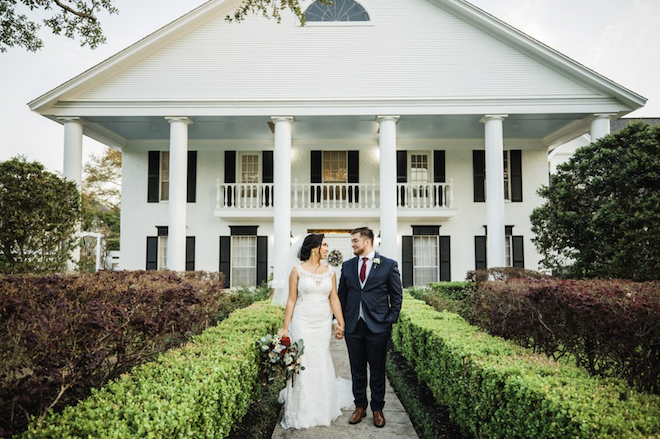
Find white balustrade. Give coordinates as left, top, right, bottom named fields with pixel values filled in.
left=215, top=181, right=453, bottom=210
left=216, top=182, right=275, bottom=209
left=396, top=182, right=453, bottom=209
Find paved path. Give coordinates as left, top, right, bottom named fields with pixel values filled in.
left=271, top=336, right=419, bottom=439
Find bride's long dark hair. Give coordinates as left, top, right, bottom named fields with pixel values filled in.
left=298, top=234, right=325, bottom=261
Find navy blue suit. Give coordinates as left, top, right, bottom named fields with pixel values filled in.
left=338, top=253, right=403, bottom=411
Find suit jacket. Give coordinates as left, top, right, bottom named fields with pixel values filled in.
left=338, top=253, right=403, bottom=334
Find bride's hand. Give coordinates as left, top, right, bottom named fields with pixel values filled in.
left=277, top=328, right=288, bottom=337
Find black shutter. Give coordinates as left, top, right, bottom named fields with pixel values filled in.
left=433, top=150, right=446, bottom=183
left=146, top=237, right=158, bottom=270
left=148, top=151, right=160, bottom=203
left=510, top=150, right=523, bottom=202
left=224, top=151, right=236, bottom=207
left=396, top=151, right=407, bottom=183
left=475, top=236, right=487, bottom=270
left=473, top=150, right=486, bottom=202
left=348, top=150, right=359, bottom=203
left=397, top=151, right=407, bottom=206
left=263, top=151, right=274, bottom=207
left=402, top=236, right=413, bottom=287
left=347, top=151, right=359, bottom=183
left=512, top=236, right=525, bottom=268
left=311, top=150, right=322, bottom=203
left=186, top=237, right=195, bottom=271
left=257, top=236, right=268, bottom=285
left=219, top=236, right=231, bottom=288
left=187, top=151, right=197, bottom=203
left=225, top=151, right=236, bottom=183
left=440, top=236, right=451, bottom=281
left=262, top=151, right=274, bottom=184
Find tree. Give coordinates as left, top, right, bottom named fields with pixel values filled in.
left=80, top=147, right=121, bottom=271
left=1, top=0, right=328, bottom=52
left=0, top=156, right=81, bottom=274
left=0, top=0, right=118, bottom=52
left=226, top=0, right=329, bottom=25
left=530, top=122, right=660, bottom=281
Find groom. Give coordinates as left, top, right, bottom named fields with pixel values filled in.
left=337, top=227, right=403, bottom=428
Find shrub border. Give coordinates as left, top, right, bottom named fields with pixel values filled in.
left=23, top=301, right=284, bottom=438
left=392, top=295, right=660, bottom=439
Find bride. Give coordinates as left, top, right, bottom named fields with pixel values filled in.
left=272, top=233, right=353, bottom=429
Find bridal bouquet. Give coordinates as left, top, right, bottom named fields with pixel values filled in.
left=257, top=334, right=305, bottom=384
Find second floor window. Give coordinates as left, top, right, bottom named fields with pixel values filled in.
left=160, top=151, right=170, bottom=201
left=410, top=154, right=429, bottom=184
left=241, top=154, right=260, bottom=184
left=503, top=151, right=511, bottom=201
left=323, top=151, right=348, bottom=183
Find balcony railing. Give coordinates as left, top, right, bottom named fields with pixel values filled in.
left=215, top=181, right=274, bottom=209
left=215, top=180, right=453, bottom=210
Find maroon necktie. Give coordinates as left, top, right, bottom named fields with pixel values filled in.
left=359, top=257, right=368, bottom=283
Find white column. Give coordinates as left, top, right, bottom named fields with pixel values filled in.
left=60, top=117, right=84, bottom=189
left=377, top=116, right=399, bottom=258
left=272, top=116, right=293, bottom=287
left=165, top=117, right=192, bottom=271
left=480, top=114, right=508, bottom=268
left=60, top=117, right=84, bottom=269
left=590, top=114, right=614, bottom=142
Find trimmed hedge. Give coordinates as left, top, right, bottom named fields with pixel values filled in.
left=22, top=301, right=284, bottom=438
left=1, top=271, right=254, bottom=437
left=474, top=279, right=660, bottom=393
left=392, top=295, right=660, bottom=439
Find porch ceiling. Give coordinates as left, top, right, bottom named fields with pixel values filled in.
left=82, top=113, right=590, bottom=144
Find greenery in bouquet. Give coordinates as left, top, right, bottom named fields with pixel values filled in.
left=326, top=249, right=343, bottom=267
left=257, top=334, right=305, bottom=384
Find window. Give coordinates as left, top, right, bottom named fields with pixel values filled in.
left=323, top=151, right=347, bottom=183
left=503, top=151, right=511, bottom=201
left=410, top=154, right=429, bottom=184
left=305, top=0, right=369, bottom=22
left=323, top=151, right=347, bottom=200
left=241, top=153, right=260, bottom=184
left=505, top=234, right=512, bottom=267
left=413, top=236, right=439, bottom=285
left=473, top=150, right=522, bottom=203
left=231, top=236, right=257, bottom=287
left=160, top=151, right=170, bottom=201
left=158, top=236, right=168, bottom=271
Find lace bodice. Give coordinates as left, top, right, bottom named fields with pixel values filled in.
left=295, top=265, right=335, bottom=301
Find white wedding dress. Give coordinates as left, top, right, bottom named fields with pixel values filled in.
left=278, top=265, right=353, bottom=429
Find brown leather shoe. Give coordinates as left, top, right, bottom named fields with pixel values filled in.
left=373, top=410, right=386, bottom=428
left=349, top=407, right=367, bottom=424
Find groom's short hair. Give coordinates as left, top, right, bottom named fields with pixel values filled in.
left=351, top=227, right=374, bottom=245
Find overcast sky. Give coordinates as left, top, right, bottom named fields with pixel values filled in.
left=1, top=0, right=659, bottom=174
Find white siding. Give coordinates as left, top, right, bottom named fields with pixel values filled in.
left=78, top=0, right=597, bottom=102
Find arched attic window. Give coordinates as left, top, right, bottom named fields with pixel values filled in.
left=305, top=0, right=370, bottom=22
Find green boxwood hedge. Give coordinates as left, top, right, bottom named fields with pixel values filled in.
left=22, top=301, right=284, bottom=438
left=392, top=295, right=660, bottom=439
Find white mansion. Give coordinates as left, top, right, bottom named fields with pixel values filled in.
left=30, top=0, right=645, bottom=286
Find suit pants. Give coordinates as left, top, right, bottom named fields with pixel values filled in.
left=345, top=318, right=390, bottom=411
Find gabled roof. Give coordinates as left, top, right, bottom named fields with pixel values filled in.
left=29, top=0, right=646, bottom=119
